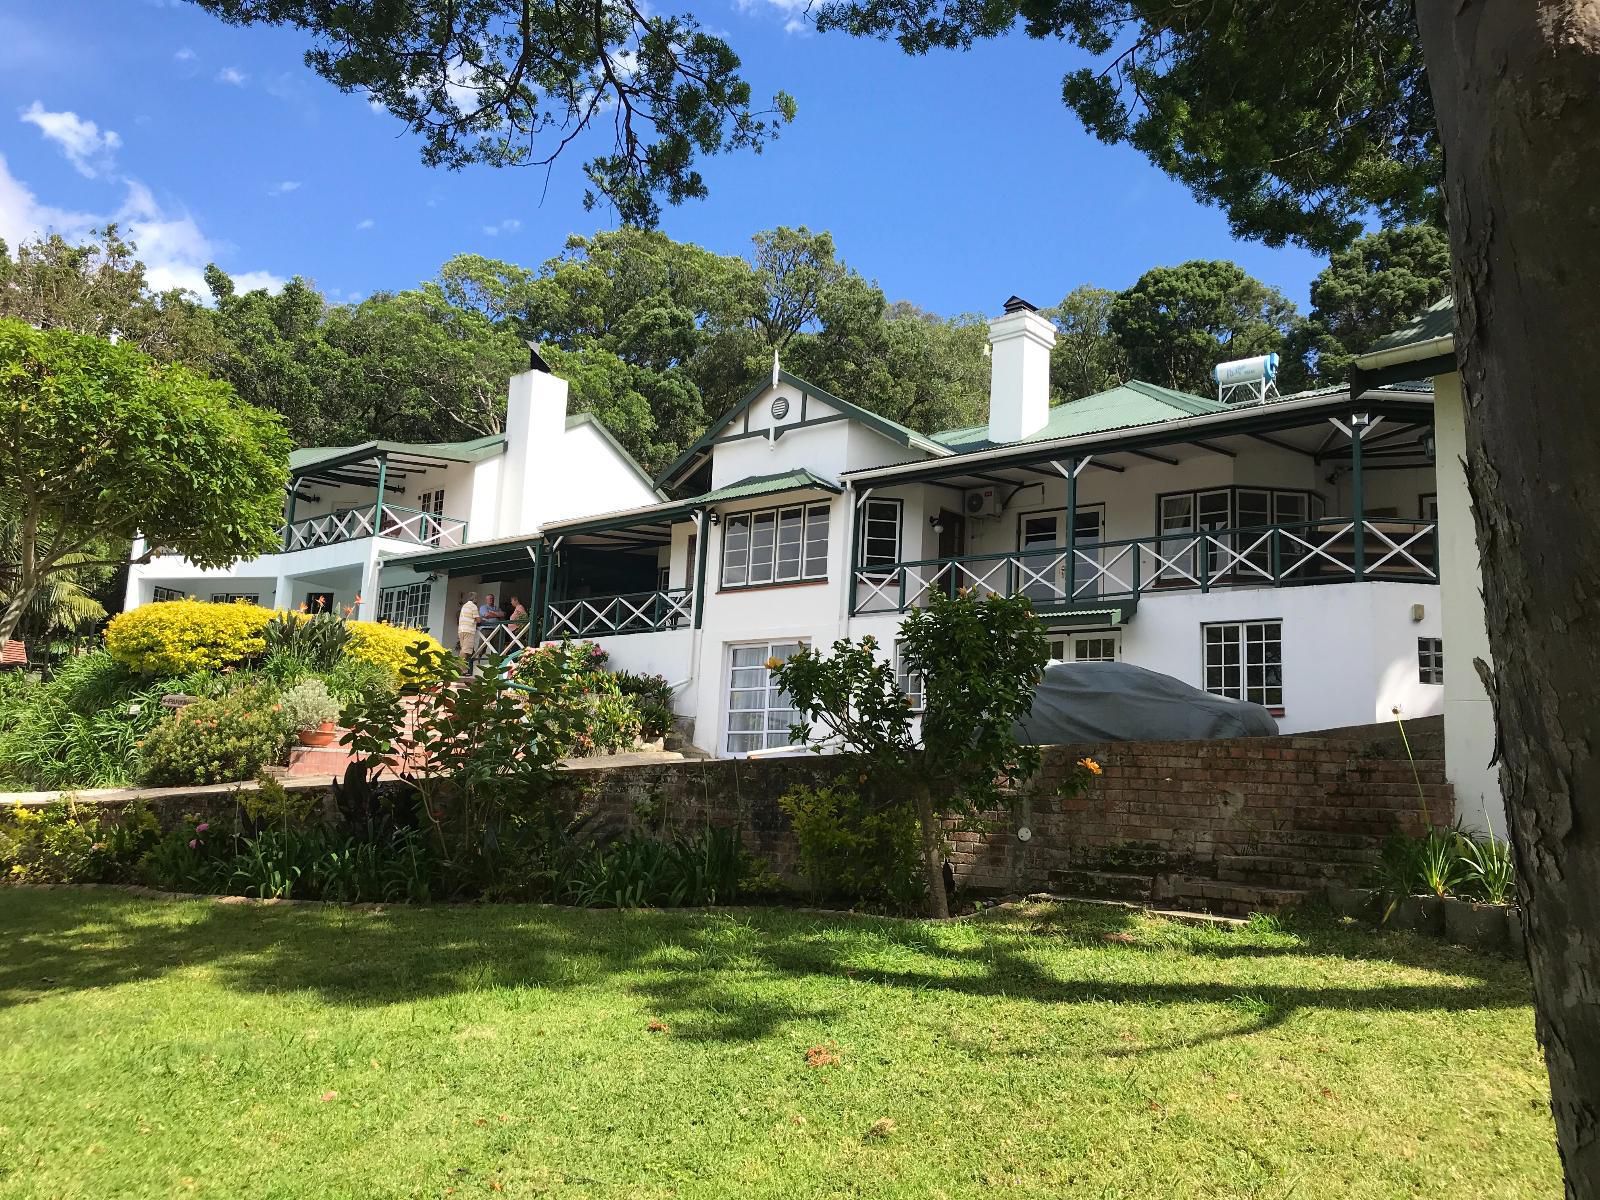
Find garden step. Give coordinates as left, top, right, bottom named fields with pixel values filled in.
left=1046, top=869, right=1152, bottom=903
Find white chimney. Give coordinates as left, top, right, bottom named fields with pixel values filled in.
left=496, top=364, right=570, bottom=537
left=987, top=296, right=1056, bottom=443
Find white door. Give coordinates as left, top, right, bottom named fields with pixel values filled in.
left=1158, top=494, right=1196, bottom=582
left=1020, top=513, right=1064, bottom=604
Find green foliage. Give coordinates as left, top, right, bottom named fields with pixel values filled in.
left=1372, top=824, right=1516, bottom=913
left=106, top=599, right=275, bottom=676
left=778, top=781, right=923, bottom=909
left=137, top=685, right=290, bottom=787
left=511, top=641, right=642, bottom=756
left=344, top=620, right=450, bottom=686
left=322, top=655, right=399, bottom=711
left=0, top=799, right=160, bottom=884
left=1458, top=829, right=1517, bottom=906
left=561, top=827, right=747, bottom=908
left=0, top=319, right=289, bottom=642
left=277, top=678, right=340, bottom=732
left=1046, top=285, right=1128, bottom=401
left=263, top=611, right=352, bottom=671
left=616, top=671, right=677, bottom=740
left=1109, top=260, right=1302, bottom=396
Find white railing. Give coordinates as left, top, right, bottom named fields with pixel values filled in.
left=545, top=588, right=694, bottom=638
left=478, top=622, right=535, bottom=657
left=852, top=518, right=1438, bottom=615
left=281, top=503, right=468, bottom=551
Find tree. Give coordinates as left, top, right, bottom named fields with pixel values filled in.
left=1045, top=285, right=1127, bottom=401
left=803, top=0, right=1600, bottom=1191
left=772, top=590, right=1048, bottom=918
left=1289, top=224, right=1453, bottom=383
left=0, top=320, right=290, bottom=643
left=185, top=0, right=795, bottom=226
left=1109, top=260, right=1300, bottom=397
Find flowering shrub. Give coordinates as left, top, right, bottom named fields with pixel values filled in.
left=106, top=599, right=274, bottom=675
left=345, top=621, right=449, bottom=685
left=137, top=684, right=290, bottom=786
left=0, top=800, right=161, bottom=884
left=512, top=641, right=640, bottom=756
left=616, top=671, right=676, bottom=739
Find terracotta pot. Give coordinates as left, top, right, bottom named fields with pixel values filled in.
left=1443, top=897, right=1509, bottom=950
left=297, top=721, right=338, bottom=748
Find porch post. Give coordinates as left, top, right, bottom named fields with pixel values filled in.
left=529, top=542, right=545, bottom=643
left=692, top=511, right=711, bottom=629
left=283, top=482, right=298, bottom=551
left=1350, top=414, right=1366, bottom=579
left=847, top=486, right=867, bottom=616
left=1064, top=459, right=1078, bottom=605
left=373, top=454, right=388, bottom=537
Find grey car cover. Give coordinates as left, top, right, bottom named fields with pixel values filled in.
left=1012, top=660, right=1279, bottom=744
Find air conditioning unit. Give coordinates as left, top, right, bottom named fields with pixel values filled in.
left=963, top=487, right=1002, bottom=519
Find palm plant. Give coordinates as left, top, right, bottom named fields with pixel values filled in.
left=1458, top=828, right=1517, bottom=905
left=0, top=516, right=114, bottom=653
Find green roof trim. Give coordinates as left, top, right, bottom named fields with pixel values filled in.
left=697, top=468, right=842, bottom=504
left=932, top=381, right=1226, bottom=453
left=1363, top=297, right=1456, bottom=359
left=289, top=434, right=506, bottom=475
left=655, top=369, right=950, bottom=489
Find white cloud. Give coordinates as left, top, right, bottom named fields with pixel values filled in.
left=0, top=153, right=282, bottom=300
left=174, top=47, right=196, bottom=62
left=232, top=270, right=287, bottom=294
left=215, top=66, right=248, bottom=86
left=734, top=0, right=813, bottom=34
left=18, top=102, right=122, bottom=178
left=268, top=180, right=302, bottom=196
left=355, top=217, right=375, bottom=231
left=482, top=218, right=522, bottom=236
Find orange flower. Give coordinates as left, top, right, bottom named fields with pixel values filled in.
left=1078, top=756, right=1102, bottom=776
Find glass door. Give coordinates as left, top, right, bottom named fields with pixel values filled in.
left=1236, top=488, right=1272, bottom=574
left=1197, top=489, right=1232, bottom=580
left=1272, top=492, right=1308, bottom=575
left=1070, top=505, right=1104, bottom=598
left=1019, top=513, right=1063, bottom=605
left=1158, top=494, right=1195, bottom=582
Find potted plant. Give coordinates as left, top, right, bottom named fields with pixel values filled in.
left=280, top=678, right=342, bottom=747
left=1448, top=828, right=1515, bottom=951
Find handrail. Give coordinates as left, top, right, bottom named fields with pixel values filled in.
left=278, top=502, right=469, bottom=551
left=545, top=588, right=695, bottom=638
left=851, top=518, right=1438, bottom=615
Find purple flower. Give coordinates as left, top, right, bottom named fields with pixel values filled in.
left=195, top=822, right=210, bottom=834
left=188, top=839, right=198, bottom=849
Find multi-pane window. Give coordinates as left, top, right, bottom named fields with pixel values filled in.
left=859, top=499, right=903, bottom=574
left=1418, top=637, right=1444, bottom=685
left=414, top=489, right=447, bottom=544
left=1074, top=636, right=1119, bottom=663
left=1203, top=620, right=1283, bottom=707
left=721, top=503, right=830, bottom=588
left=379, top=582, right=432, bottom=630
left=210, top=593, right=260, bottom=605
left=726, top=641, right=805, bottom=754
left=152, top=586, right=184, bottom=602
left=894, top=642, right=924, bottom=712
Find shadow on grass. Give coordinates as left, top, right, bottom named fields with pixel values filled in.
left=0, top=888, right=1530, bottom=1051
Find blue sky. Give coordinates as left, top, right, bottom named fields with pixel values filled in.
left=0, top=1, right=1328, bottom=316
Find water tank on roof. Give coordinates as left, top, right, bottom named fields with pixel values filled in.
left=1213, top=353, right=1280, bottom=403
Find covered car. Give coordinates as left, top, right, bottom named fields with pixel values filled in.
left=1012, top=660, right=1278, bottom=744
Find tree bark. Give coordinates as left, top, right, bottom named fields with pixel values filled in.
left=912, top=781, right=949, bottom=919
left=1415, top=4, right=1600, bottom=1195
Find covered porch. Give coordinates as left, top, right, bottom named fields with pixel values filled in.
left=843, top=386, right=1440, bottom=621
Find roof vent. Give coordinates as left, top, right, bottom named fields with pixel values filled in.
left=1214, top=353, right=1280, bottom=405
left=1002, top=295, right=1039, bottom=314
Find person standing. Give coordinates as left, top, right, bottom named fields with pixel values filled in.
left=456, top=591, right=480, bottom=669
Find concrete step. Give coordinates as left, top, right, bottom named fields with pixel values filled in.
left=1046, top=869, right=1153, bottom=903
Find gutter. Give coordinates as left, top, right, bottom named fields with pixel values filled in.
left=1353, top=335, right=1456, bottom=372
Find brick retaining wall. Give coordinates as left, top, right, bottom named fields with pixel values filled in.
left=2, top=720, right=1449, bottom=916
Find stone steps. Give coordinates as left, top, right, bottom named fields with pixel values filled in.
left=1046, top=867, right=1312, bottom=918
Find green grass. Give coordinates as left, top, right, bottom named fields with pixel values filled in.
left=0, top=891, right=1558, bottom=1199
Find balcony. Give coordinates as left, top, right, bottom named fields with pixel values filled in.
left=545, top=588, right=694, bottom=638
left=851, top=518, right=1438, bottom=616
left=280, top=503, right=469, bottom=552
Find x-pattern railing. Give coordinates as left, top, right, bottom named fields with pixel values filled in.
left=851, top=518, right=1438, bottom=615
left=545, top=588, right=694, bottom=638
left=280, top=503, right=468, bottom=551
left=478, top=622, right=533, bottom=656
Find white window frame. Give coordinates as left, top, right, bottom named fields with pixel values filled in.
left=1203, top=620, right=1284, bottom=708
left=379, top=581, right=433, bottom=630
left=720, top=502, right=830, bottom=589
left=725, top=640, right=807, bottom=755
left=210, top=593, right=260, bottom=605
left=1047, top=631, right=1121, bottom=662
left=859, top=498, right=903, bottom=575
left=894, top=641, right=924, bottom=712
left=1418, top=636, right=1444, bottom=685
left=152, top=586, right=184, bottom=603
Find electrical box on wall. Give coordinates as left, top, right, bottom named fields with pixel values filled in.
left=963, top=487, right=1002, bottom=519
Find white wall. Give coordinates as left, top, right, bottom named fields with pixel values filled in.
left=1432, top=372, right=1502, bottom=834
left=537, top=420, right=659, bottom=527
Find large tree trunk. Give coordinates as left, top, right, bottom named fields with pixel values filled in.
left=911, top=782, right=949, bottom=919
left=1415, top=4, right=1600, bottom=1195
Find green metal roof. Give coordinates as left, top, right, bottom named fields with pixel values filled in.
left=932, top=381, right=1227, bottom=453
left=697, top=468, right=841, bottom=504
left=289, top=433, right=506, bottom=474
left=1363, top=297, right=1456, bottom=358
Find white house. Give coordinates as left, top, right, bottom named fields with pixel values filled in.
left=1352, top=297, right=1503, bottom=834
left=125, top=297, right=1449, bottom=762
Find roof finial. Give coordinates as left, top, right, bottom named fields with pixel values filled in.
left=772, top=348, right=780, bottom=389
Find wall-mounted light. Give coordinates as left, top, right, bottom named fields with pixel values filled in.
left=928, top=515, right=944, bottom=533
left=707, top=510, right=721, bottom=527
left=1423, top=433, right=1436, bottom=462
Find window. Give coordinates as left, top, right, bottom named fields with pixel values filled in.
left=859, top=499, right=903, bottom=574
left=414, top=489, right=447, bottom=544
left=210, top=593, right=259, bottom=605
left=1420, top=493, right=1439, bottom=522
left=417, top=489, right=446, bottom=517
left=1047, top=632, right=1120, bottom=662
left=726, top=641, right=806, bottom=754
left=1418, top=637, right=1444, bottom=685
left=379, top=581, right=432, bottom=630
left=1203, top=620, right=1283, bottom=707
left=895, top=642, right=924, bottom=711
left=721, top=502, right=830, bottom=588
left=152, top=586, right=184, bottom=603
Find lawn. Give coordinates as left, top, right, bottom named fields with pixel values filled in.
left=0, top=891, right=1558, bottom=1199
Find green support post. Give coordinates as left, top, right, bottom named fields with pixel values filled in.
left=1064, top=461, right=1078, bottom=607
left=1350, top=416, right=1366, bottom=579
left=283, top=483, right=298, bottom=550
left=692, top=512, right=711, bottom=629
left=373, top=454, right=388, bottom=538
left=538, top=540, right=558, bottom=642
left=847, top=492, right=864, bottom=615
left=529, top=542, right=545, bottom=643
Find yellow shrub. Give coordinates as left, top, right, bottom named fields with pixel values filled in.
left=106, top=599, right=274, bottom=676
left=345, top=621, right=448, bottom=684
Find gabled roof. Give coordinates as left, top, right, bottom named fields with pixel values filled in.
left=932, top=381, right=1227, bottom=453
left=289, top=433, right=507, bottom=474
left=656, top=369, right=951, bottom=489
left=1362, top=297, right=1456, bottom=360
left=698, top=468, right=841, bottom=504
